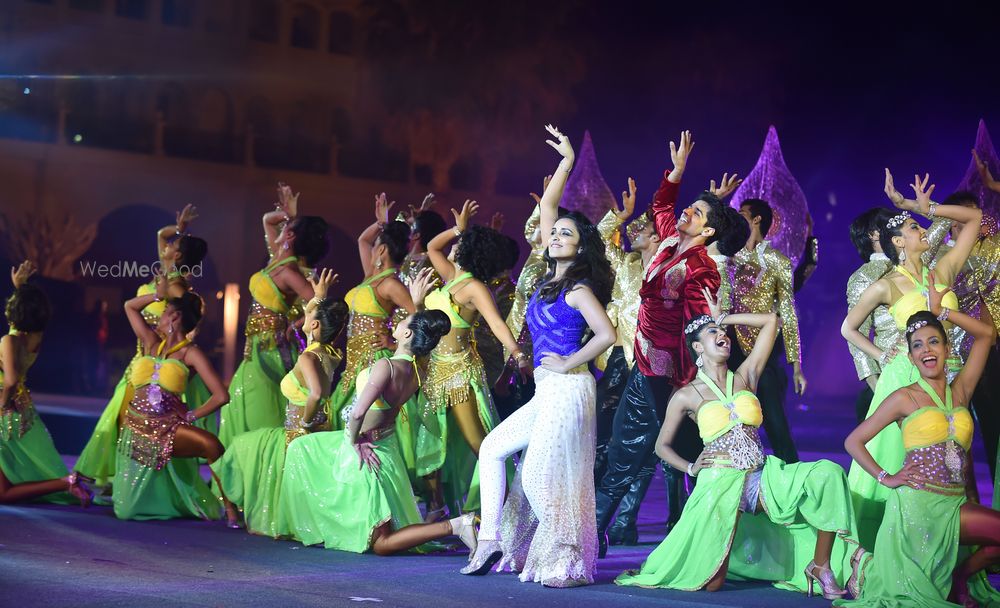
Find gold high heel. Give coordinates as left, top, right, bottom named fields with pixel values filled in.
left=451, top=513, right=478, bottom=558
left=847, top=547, right=868, bottom=598
left=804, top=560, right=847, bottom=600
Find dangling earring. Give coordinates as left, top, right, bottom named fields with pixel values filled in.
left=696, top=355, right=703, bottom=368
left=283, top=242, right=289, bottom=251
left=167, top=326, right=174, bottom=335
left=899, top=248, right=907, bottom=263
left=375, top=258, right=383, bottom=269
left=578, top=247, right=583, bottom=254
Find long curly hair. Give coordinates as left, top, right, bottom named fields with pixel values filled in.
left=378, top=220, right=410, bottom=266
left=537, top=211, right=613, bottom=307
left=455, top=225, right=511, bottom=282
left=290, top=216, right=331, bottom=267
left=5, top=285, right=51, bottom=333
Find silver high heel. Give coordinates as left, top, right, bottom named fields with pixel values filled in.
left=847, top=547, right=868, bottom=598
left=804, top=560, right=847, bottom=600
left=451, top=513, right=478, bottom=558
left=459, top=539, right=502, bottom=576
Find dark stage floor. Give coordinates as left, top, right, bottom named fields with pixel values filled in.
left=2, top=394, right=996, bottom=607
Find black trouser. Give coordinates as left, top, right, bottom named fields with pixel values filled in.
left=595, top=347, right=630, bottom=481
left=727, top=328, right=799, bottom=463
left=971, top=346, right=1000, bottom=482
left=856, top=384, right=875, bottom=424
left=595, top=365, right=701, bottom=532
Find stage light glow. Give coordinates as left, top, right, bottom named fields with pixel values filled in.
left=23, top=87, right=30, bottom=95
left=73, top=134, right=83, bottom=143
left=222, top=283, right=240, bottom=383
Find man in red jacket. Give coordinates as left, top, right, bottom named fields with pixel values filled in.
left=595, top=131, right=747, bottom=556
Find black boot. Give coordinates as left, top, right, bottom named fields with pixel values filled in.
left=607, top=465, right=654, bottom=545
left=663, top=466, right=689, bottom=534
left=595, top=490, right=616, bottom=558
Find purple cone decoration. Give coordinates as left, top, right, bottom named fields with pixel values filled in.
left=956, top=119, right=1000, bottom=236
left=731, top=126, right=810, bottom=267
left=562, top=130, right=616, bottom=223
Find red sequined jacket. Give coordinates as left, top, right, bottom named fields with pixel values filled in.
left=633, top=171, right=720, bottom=386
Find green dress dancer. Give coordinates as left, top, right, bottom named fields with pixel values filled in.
left=836, top=380, right=1000, bottom=607
left=75, top=273, right=187, bottom=487
left=282, top=356, right=423, bottom=551
left=0, top=330, right=75, bottom=505
left=113, top=338, right=218, bottom=520
left=616, top=370, right=864, bottom=595
left=219, top=256, right=301, bottom=446
left=848, top=266, right=959, bottom=547
left=211, top=342, right=340, bottom=537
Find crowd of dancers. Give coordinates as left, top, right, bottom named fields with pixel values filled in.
left=2, top=124, right=1000, bottom=605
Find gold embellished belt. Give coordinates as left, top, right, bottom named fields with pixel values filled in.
left=244, top=300, right=295, bottom=365
left=905, top=441, right=968, bottom=495
left=339, top=315, right=392, bottom=393
left=704, top=424, right=766, bottom=471
left=362, top=425, right=395, bottom=443
left=0, top=384, right=35, bottom=440
left=284, top=403, right=331, bottom=446
left=119, top=384, right=187, bottom=470
left=423, top=347, right=486, bottom=413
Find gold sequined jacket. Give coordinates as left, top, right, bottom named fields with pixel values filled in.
left=597, top=210, right=642, bottom=368
left=846, top=254, right=895, bottom=380
left=727, top=241, right=801, bottom=364
left=505, top=204, right=547, bottom=360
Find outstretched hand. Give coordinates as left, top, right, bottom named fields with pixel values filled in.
left=176, top=204, right=199, bottom=232
left=308, top=268, right=339, bottom=300
left=529, top=175, right=553, bottom=205
left=375, top=192, right=395, bottom=225
left=277, top=182, right=299, bottom=218
left=973, top=150, right=1000, bottom=193
left=883, top=169, right=907, bottom=208
left=701, top=286, right=722, bottom=321
left=669, top=130, right=695, bottom=175
left=408, top=267, right=437, bottom=308
left=910, top=173, right=936, bottom=213
left=11, top=260, right=36, bottom=289
left=708, top=173, right=741, bottom=200
left=926, top=271, right=951, bottom=317
left=614, top=177, right=637, bottom=221
left=544, top=124, right=574, bottom=162
left=489, top=212, right=505, bottom=232
left=451, top=199, right=479, bottom=232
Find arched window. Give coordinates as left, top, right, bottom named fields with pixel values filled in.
left=115, top=0, right=148, bottom=20
left=248, top=0, right=279, bottom=43
left=161, top=0, right=195, bottom=27
left=327, top=11, right=354, bottom=55
left=290, top=4, right=320, bottom=50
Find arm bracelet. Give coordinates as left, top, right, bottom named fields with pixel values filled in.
left=876, top=469, right=888, bottom=485
left=936, top=308, right=950, bottom=322
left=687, top=462, right=697, bottom=477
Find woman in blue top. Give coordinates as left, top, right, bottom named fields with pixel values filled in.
left=460, top=125, right=616, bottom=588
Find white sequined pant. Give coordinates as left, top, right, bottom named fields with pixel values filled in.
left=478, top=366, right=598, bottom=585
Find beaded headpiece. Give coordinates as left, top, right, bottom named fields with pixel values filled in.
left=625, top=211, right=654, bottom=243
left=886, top=210, right=911, bottom=230
left=685, top=314, right=714, bottom=335
left=906, top=319, right=930, bottom=335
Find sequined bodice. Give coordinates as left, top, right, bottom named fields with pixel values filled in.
left=526, top=288, right=587, bottom=368
left=694, top=370, right=765, bottom=470
left=249, top=256, right=298, bottom=314
left=888, top=266, right=958, bottom=331
left=900, top=380, right=972, bottom=490
left=425, top=273, right=474, bottom=330
left=130, top=357, right=189, bottom=395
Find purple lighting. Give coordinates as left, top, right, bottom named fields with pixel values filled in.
left=562, top=130, right=615, bottom=223
left=731, top=126, right=810, bottom=267
left=957, top=119, right=1000, bottom=233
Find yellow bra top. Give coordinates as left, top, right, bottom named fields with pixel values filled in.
left=344, top=268, right=395, bottom=318
left=694, top=370, right=764, bottom=441
left=249, top=256, right=298, bottom=314
left=280, top=343, right=342, bottom=406
left=130, top=339, right=190, bottom=394
left=354, top=354, right=418, bottom=412
left=135, top=270, right=184, bottom=319
left=424, top=272, right=473, bottom=330
left=888, top=266, right=958, bottom=330
left=901, top=379, right=973, bottom=451
left=0, top=330, right=37, bottom=383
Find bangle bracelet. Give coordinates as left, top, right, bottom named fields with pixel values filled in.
left=936, top=308, right=950, bottom=322
left=876, top=469, right=888, bottom=485
left=928, top=202, right=938, bottom=217
left=715, top=313, right=728, bottom=326
left=453, top=226, right=463, bottom=238
left=687, top=462, right=697, bottom=477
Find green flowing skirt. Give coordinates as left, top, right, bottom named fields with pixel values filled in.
left=329, top=348, right=422, bottom=489
left=415, top=372, right=502, bottom=514
left=1, top=410, right=74, bottom=504
left=111, top=428, right=220, bottom=521
left=834, top=487, right=1000, bottom=607
left=281, top=430, right=422, bottom=552
left=74, top=371, right=132, bottom=486
left=848, top=352, right=916, bottom=548
left=210, top=427, right=288, bottom=537
left=616, top=457, right=861, bottom=593
left=220, top=333, right=297, bottom=447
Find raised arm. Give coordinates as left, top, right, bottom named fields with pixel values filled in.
left=885, top=170, right=982, bottom=285
left=842, top=279, right=893, bottom=362
left=358, top=193, right=394, bottom=277
left=703, top=287, right=778, bottom=393
left=650, top=131, right=695, bottom=240
left=973, top=149, right=1000, bottom=194
left=929, top=279, right=997, bottom=403
left=466, top=282, right=531, bottom=375
left=264, top=182, right=298, bottom=256
left=598, top=177, right=636, bottom=269
left=427, top=200, right=477, bottom=283
left=182, top=346, right=229, bottom=420
left=157, top=204, right=198, bottom=261
left=124, top=274, right=168, bottom=352
left=538, top=125, right=575, bottom=241
left=525, top=175, right=551, bottom=245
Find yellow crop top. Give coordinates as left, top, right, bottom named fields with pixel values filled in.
left=694, top=370, right=764, bottom=442
left=0, top=330, right=37, bottom=384
left=344, top=268, right=395, bottom=318
left=130, top=339, right=190, bottom=395
left=249, top=256, right=298, bottom=314
left=901, top=379, right=973, bottom=451
left=136, top=270, right=185, bottom=320
left=424, top=272, right=473, bottom=330
left=888, top=266, right=958, bottom=331
left=280, top=343, right=343, bottom=406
